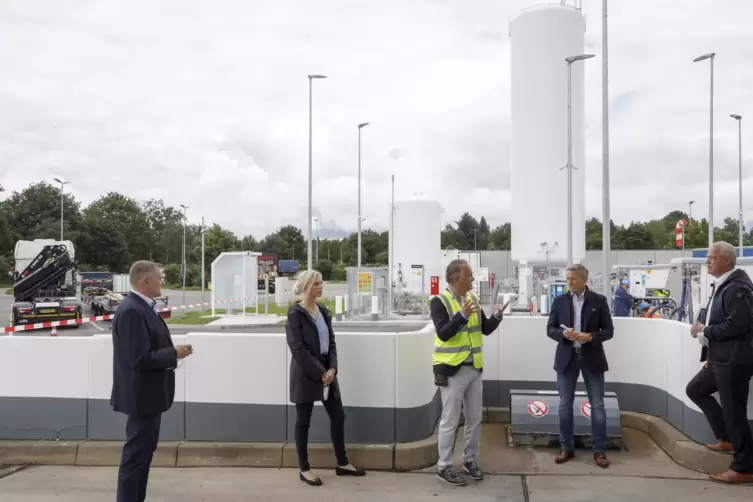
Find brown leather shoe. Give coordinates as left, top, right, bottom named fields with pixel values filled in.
left=709, top=470, right=753, bottom=484
left=554, top=450, right=575, bottom=464
left=593, top=451, right=610, bottom=468
left=706, top=441, right=734, bottom=453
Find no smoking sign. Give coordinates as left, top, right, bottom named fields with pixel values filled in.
left=527, top=400, right=549, bottom=418
left=581, top=401, right=591, bottom=419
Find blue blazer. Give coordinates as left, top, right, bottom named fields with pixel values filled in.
left=546, top=288, right=614, bottom=374
left=110, top=292, right=178, bottom=416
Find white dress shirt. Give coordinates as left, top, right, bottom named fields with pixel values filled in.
left=698, top=269, right=735, bottom=347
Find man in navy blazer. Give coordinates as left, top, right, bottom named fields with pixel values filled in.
left=546, top=263, right=614, bottom=468
left=111, top=260, right=193, bottom=502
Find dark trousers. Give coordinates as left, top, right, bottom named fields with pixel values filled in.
left=295, top=391, right=348, bottom=471
left=116, top=414, right=162, bottom=502
left=686, top=364, right=753, bottom=474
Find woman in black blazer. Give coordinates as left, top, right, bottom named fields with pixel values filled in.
left=286, top=269, right=366, bottom=486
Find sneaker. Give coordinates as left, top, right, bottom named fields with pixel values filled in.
left=437, top=467, right=467, bottom=486
left=463, top=460, right=484, bottom=480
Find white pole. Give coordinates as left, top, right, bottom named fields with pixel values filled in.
left=357, top=122, right=369, bottom=268
left=709, top=56, right=715, bottom=249
left=201, top=216, right=205, bottom=304
left=601, top=0, right=611, bottom=295
left=242, top=254, right=247, bottom=317
left=566, top=60, right=573, bottom=266
left=59, top=184, right=64, bottom=241
left=388, top=174, right=394, bottom=318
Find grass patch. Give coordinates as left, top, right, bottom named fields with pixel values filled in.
left=165, top=298, right=337, bottom=325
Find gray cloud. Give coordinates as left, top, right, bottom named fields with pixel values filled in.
left=1, top=0, right=752, bottom=239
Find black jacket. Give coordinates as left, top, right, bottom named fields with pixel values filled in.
left=546, top=287, right=614, bottom=374
left=110, top=293, right=177, bottom=416
left=701, top=268, right=753, bottom=366
left=286, top=302, right=339, bottom=404
left=429, top=293, right=502, bottom=377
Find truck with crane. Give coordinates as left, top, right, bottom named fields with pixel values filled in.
left=9, top=239, right=83, bottom=328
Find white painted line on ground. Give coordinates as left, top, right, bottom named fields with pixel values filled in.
left=90, top=322, right=104, bottom=332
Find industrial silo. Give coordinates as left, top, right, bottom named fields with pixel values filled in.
left=392, top=198, right=442, bottom=298
left=509, top=3, right=587, bottom=264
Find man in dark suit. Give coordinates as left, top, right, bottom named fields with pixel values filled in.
left=688, top=241, right=753, bottom=484
left=546, top=263, right=614, bottom=468
left=111, top=260, right=194, bottom=502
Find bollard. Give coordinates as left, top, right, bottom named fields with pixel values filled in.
left=335, top=295, right=343, bottom=321
left=344, top=295, right=350, bottom=318
left=371, top=295, right=379, bottom=321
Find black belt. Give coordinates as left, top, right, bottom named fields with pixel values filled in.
left=573, top=346, right=582, bottom=354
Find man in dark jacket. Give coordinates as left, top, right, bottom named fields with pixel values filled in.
left=546, top=264, right=614, bottom=468
left=612, top=280, right=634, bottom=317
left=111, top=261, right=193, bottom=502
left=688, top=241, right=753, bottom=484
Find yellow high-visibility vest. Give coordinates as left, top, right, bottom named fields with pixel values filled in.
left=429, top=290, right=483, bottom=369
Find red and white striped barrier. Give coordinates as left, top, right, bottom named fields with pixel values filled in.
left=675, top=219, right=687, bottom=248
left=1, top=295, right=256, bottom=334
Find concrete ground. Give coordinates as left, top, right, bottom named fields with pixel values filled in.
left=2, top=424, right=752, bottom=500
left=1, top=465, right=752, bottom=501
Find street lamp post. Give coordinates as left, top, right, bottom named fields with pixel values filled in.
left=180, top=204, right=188, bottom=306
left=731, top=114, right=743, bottom=256
left=313, top=217, right=320, bottom=263
left=564, top=54, right=595, bottom=265
left=308, top=74, right=327, bottom=270
left=357, top=122, right=369, bottom=268
left=200, top=216, right=207, bottom=303
left=53, top=177, right=71, bottom=241
left=601, top=0, right=611, bottom=295
left=693, top=52, right=716, bottom=249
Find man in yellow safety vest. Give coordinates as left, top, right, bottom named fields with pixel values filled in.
left=429, top=259, right=509, bottom=487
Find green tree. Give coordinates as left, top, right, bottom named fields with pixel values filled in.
left=3, top=182, right=84, bottom=242
left=83, top=192, right=151, bottom=268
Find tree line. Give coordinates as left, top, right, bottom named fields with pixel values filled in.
left=0, top=182, right=748, bottom=284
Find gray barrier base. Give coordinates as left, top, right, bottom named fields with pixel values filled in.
left=509, top=389, right=623, bottom=449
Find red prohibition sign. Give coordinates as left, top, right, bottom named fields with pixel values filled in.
left=527, top=400, right=549, bottom=417
left=581, top=401, right=592, bottom=419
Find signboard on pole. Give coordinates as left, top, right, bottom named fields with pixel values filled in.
left=358, top=272, right=373, bottom=293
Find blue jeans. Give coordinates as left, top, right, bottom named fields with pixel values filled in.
left=556, top=351, right=607, bottom=452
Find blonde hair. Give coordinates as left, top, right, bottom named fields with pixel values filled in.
left=293, top=269, right=323, bottom=296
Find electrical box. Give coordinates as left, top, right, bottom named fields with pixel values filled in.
left=548, top=282, right=567, bottom=310
left=629, top=268, right=671, bottom=297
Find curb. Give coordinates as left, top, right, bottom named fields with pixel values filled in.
left=620, top=411, right=730, bottom=474
left=0, top=437, right=439, bottom=472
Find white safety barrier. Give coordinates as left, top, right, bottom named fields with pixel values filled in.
left=0, top=318, right=750, bottom=445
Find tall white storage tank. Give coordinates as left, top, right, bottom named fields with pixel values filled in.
left=392, top=198, right=442, bottom=295
left=509, top=4, right=587, bottom=264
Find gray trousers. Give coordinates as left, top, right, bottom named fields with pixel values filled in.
left=437, top=365, right=483, bottom=470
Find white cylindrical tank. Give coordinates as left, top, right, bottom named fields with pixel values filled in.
left=392, top=198, right=442, bottom=296
left=509, top=4, right=587, bottom=263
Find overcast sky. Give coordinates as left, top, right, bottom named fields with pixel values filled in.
left=0, top=0, right=751, bottom=239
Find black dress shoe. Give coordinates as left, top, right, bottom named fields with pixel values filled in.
left=335, top=465, right=366, bottom=476
left=300, top=471, right=323, bottom=486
